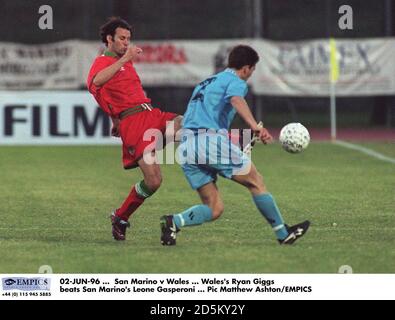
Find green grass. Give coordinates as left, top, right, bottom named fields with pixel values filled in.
left=0, top=142, right=394, bottom=273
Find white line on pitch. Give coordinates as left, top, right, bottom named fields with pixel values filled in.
left=333, top=140, right=395, bottom=164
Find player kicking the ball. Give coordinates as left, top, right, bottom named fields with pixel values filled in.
left=87, top=17, right=182, bottom=241
left=160, top=45, right=310, bottom=246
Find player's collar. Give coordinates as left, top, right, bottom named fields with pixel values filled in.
left=224, top=68, right=237, bottom=75
left=103, top=50, right=118, bottom=58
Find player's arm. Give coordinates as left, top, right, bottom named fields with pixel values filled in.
left=230, top=96, right=272, bottom=143
left=92, top=46, right=142, bottom=87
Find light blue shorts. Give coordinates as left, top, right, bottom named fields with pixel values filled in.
left=178, top=131, right=251, bottom=190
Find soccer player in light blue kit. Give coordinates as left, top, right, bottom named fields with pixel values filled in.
left=160, top=45, right=310, bottom=245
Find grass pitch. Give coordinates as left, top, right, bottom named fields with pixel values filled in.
left=0, top=142, right=394, bottom=273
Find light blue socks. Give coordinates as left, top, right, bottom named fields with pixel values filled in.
left=173, top=205, right=213, bottom=228
left=253, top=193, right=288, bottom=240
left=172, top=194, right=288, bottom=241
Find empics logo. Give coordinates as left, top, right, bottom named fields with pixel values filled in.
left=4, top=279, right=16, bottom=286
left=2, top=277, right=51, bottom=291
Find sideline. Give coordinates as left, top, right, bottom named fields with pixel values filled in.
left=333, top=140, right=395, bottom=165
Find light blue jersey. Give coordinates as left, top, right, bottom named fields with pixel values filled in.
left=182, top=68, right=248, bottom=131
left=179, top=68, right=251, bottom=190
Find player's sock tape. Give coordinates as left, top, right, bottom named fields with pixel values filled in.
left=135, top=180, right=155, bottom=198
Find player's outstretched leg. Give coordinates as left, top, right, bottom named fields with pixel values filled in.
left=233, top=163, right=310, bottom=245
left=110, top=179, right=156, bottom=241
left=111, top=158, right=161, bottom=241
left=252, top=193, right=289, bottom=240
left=160, top=204, right=212, bottom=246
left=253, top=194, right=310, bottom=245
left=160, top=183, right=222, bottom=246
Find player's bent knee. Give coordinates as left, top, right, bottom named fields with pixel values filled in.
left=149, top=180, right=162, bottom=191
left=144, top=176, right=162, bottom=192
left=135, top=180, right=159, bottom=199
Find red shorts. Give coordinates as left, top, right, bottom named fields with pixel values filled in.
left=119, top=108, right=178, bottom=169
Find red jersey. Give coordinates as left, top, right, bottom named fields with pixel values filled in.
left=87, top=51, right=151, bottom=117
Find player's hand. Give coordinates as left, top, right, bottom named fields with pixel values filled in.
left=254, top=127, right=273, bottom=144
left=121, top=46, right=143, bottom=62
left=111, top=117, right=120, bottom=137
left=111, top=124, right=120, bottom=137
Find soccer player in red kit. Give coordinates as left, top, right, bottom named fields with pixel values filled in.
left=87, top=17, right=182, bottom=241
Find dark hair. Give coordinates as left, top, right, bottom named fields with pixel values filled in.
left=100, top=17, right=132, bottom=46
left=227, top=45, right=259, bottom=69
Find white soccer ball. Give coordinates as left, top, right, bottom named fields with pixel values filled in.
left=279, top=123, right=310, bottom=153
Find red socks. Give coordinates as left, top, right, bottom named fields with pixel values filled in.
left=116, top=186, right=145, bottom=221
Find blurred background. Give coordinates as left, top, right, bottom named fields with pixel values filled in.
left=0, top=0, right=394, bottom=143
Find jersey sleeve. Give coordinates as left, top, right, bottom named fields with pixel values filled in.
left=224, top=78, right=248, bottom=102
left=86, top=56, right=113, bottom=94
